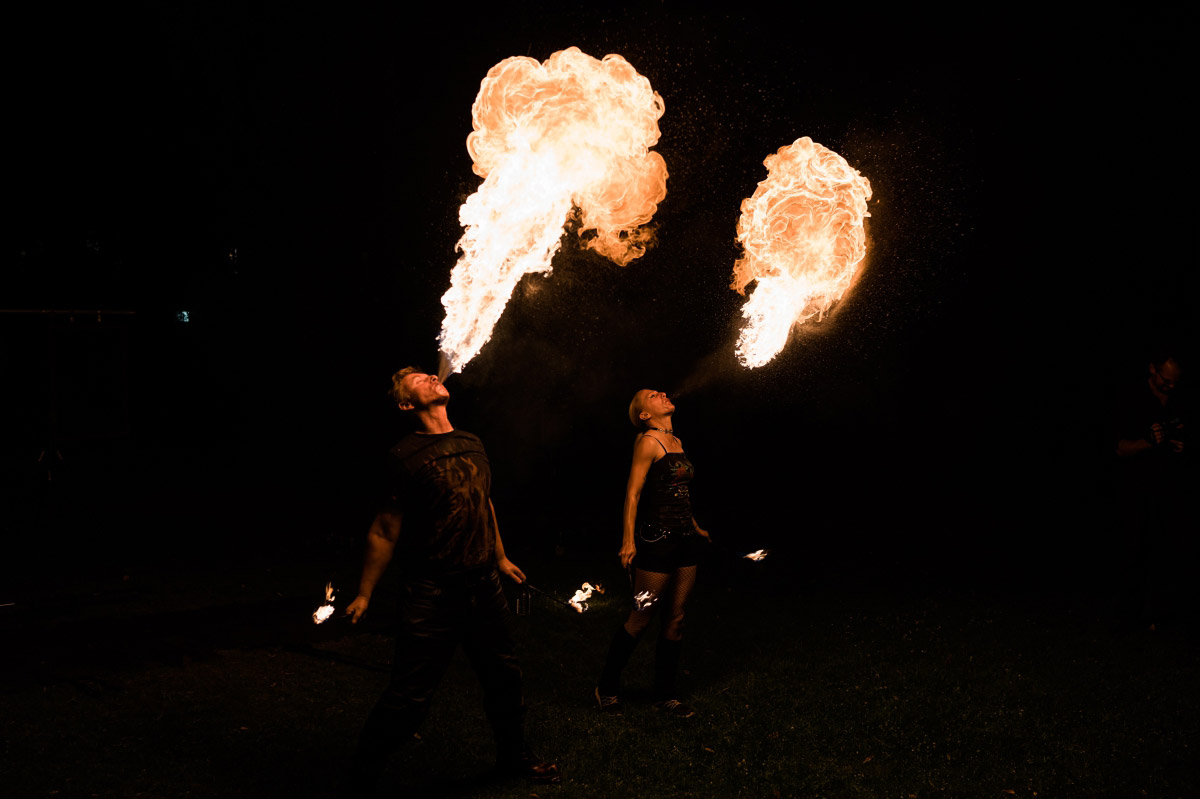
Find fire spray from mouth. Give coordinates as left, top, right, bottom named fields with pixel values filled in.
left=438, top=47, right=669, bottom=375
left=732, top=137, right=873, bottom=368
left=670, top=346, right=741, bottom=401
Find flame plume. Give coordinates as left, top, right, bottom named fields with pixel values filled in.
left=731, top=137, right=872, bottom=368
left=439, top=47, right=668, bottom=373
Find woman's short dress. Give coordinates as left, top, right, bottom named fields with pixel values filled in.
left=633, top=446, right=706, bottom=573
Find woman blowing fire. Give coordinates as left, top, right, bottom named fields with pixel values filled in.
left=595, top=389, right=709, bottom=718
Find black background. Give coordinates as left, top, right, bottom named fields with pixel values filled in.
left=3, top=5, right=1192, bottom=591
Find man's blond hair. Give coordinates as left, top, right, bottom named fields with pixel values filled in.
left=388, top=366, right=421, bottom=405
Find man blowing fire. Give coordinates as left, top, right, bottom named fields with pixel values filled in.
left=345, top=367, right=559, bottom=794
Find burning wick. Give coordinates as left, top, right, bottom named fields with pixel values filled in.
left=743, top=549, right=769, bottom=562
left=568, top=582, right=605, bottom=613
left=312, top=582, right=336, bottom=625
left=633, top=590, right=657, bottom=610
left=523, top=581, right=603, bottom=613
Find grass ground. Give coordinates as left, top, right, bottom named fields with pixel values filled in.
left=1, top=553, right=1196, bottom=798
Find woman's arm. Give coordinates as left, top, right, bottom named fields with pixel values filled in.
left=620, top=436, right=659, bottom=568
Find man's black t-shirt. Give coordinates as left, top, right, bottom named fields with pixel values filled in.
left=386, top=430, right=496, bottom=571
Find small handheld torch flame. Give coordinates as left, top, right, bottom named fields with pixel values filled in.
left=312, top=582, right=336, bottom=625
left=732, top=137, right=873, bottom=367
left=633, top=590, right=657, bottom=610
left=568, top=582, right=605, bottom=613
left=743, top=549, right=769, bottom=562
left=439, top=47, right=668, bottom=373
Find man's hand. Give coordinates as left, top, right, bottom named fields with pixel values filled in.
left=345, top=596, right=369, bottom=624
left=1169, top=421, right=1184, bottom=453
left=1148, top=423, right=1166, bottom=445
left=695, top=526, right=711, bottom=540
left=618, top=541, right=637, bottom=569
left=498, top=557, right=526, bottom=584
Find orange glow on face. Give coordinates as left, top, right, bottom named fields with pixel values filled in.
left=732, top=137, right=872, bottom=368
left=439, top=47, right=668, bottom=374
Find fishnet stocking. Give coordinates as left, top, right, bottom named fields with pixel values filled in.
left=623, top=565, right=697, bottom=641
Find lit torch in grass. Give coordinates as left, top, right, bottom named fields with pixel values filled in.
left=312, top=582, right=336, bottom=625
left=568, top=582, right=605, bottom=613
left=732, top=137, right=873, bottom=368
left=438, top=46, right=668, bottom=376
left=523, top=581, right=606, bottom=613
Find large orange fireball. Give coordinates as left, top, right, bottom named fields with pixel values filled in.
left=731, top=137, right=872, bottom=368
left=438, top=47, right=668, bottom=374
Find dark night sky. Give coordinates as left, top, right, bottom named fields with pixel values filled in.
left=4, top=6, right=1192, bottom=583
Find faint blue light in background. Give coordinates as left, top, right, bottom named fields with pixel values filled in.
left=177, top=311, right=190, bottom=323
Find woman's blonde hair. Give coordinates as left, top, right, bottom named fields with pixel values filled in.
left=628, top=390, right=648, bottom=429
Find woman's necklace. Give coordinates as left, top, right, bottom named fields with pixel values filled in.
left=649, top=427, right=675, bottom=436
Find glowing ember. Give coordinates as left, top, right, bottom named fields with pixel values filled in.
left=568, top=582, right=605, bottom=613
left=312, top=582, right=336, bottom=625
left=633, top=590, right=657, bottom=610
left=743, top=549, right=769, bottom=562
left=439, top=46, right=668, bottom=374
left=731, top=137, right=873, bottom=367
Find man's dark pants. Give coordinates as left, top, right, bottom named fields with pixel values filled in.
left=351, top=567, right=525, bottom=788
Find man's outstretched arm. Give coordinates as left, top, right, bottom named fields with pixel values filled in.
left=1117, top=422, right=1165, bottom=457
left=346, top=510, right=402, bottom=623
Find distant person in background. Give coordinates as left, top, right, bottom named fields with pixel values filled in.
left=1112, top=350, right=1189, bottom=627
left=595, top=389, right=710, bottom=718
left=346, top=367, right=559, bottom=795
